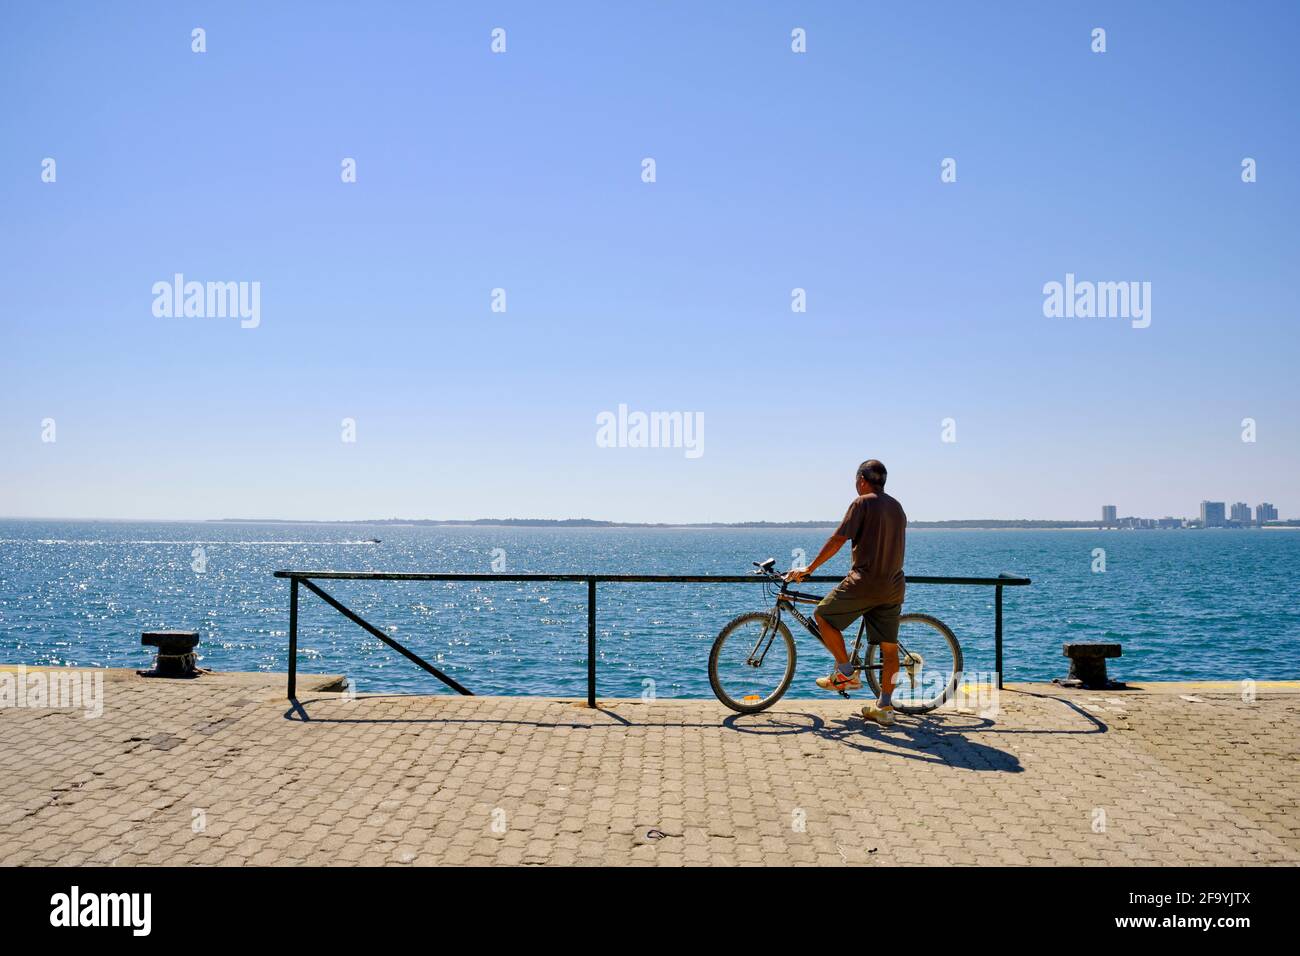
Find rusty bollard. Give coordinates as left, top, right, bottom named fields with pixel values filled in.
left=1054, top=642, right=1123, bottom=689
left=139, top=631, right=201, bottom=678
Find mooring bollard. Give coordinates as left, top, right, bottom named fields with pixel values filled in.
left=139, top=631, right=201, bottom=678
left=1055, top=642, right=1123, bottom=689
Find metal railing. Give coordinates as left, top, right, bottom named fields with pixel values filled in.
left=274, top=569, right=1031, bottom=704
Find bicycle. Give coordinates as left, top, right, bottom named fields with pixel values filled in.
left=708, top=558, right=963, bottom=715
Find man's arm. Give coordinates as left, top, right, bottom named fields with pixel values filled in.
left=785, top=534, right=847, bottom=582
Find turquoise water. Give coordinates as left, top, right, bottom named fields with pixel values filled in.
left=1, top=520, right=1296, bottom=696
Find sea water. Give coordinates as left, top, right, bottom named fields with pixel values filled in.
left=1, top=520, right=1296, bottom=697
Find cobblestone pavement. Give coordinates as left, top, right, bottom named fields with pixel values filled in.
left=1, top=670, right=1296, bottom=866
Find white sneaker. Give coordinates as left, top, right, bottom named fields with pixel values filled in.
left=862, top=702, right=896, bottom=726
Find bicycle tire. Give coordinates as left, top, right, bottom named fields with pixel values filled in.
left=864, top=613, right=962, bottom=714
left=708, top=611, right=797, bottom=714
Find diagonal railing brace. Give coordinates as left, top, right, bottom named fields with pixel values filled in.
left=297, top=577, right=473, bottom=697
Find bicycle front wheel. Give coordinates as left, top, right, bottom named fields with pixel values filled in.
left=865, top=613, right=962, bottom=714
left=709, top=612, right=796, bottom=714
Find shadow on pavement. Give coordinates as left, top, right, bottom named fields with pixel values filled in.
left=723, top=710, right=1024, bottom=772
left=284, top=689, right=1105, bottom=774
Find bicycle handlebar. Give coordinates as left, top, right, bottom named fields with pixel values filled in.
left=751, top=559, right=788, bottom=586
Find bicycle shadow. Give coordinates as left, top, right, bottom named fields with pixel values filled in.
left=723, top=709, right=1028, bottom=772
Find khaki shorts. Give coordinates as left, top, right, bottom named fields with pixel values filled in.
left=816, top=588, right=901, bottom=645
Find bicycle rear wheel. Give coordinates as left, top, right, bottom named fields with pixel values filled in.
left=709, top=612, right=796, bottom=714
left=865, top=613, right=962, bottom=714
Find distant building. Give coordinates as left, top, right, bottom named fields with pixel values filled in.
left=1256, top=502, right=1278, bottom=526
left=1102, top=505, right=1117, bottom=526
left=1200, top=501, right=1226, bottom=528
left=1230, top=502, right=1251, bottom=524
left=1116, top=516, right=1157, bottom=529
left=1157, top=517, right=1182, bottom=529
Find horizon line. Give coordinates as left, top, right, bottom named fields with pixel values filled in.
left=3, top=514, right=1283, bottom=528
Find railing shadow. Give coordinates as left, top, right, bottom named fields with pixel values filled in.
left=722, top=691, right=1108, bottom=739
left=1009, top=689, right=1109, bottom=732
left=284, top=691, right=1103, bottom=776
left=285, top=696, right=610, bottom=730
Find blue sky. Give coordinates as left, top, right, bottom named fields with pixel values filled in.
left=2, top=1, right=1297, bottom=522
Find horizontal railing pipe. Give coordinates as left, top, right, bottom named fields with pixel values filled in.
left=276, top=570, right=1030, bottom=702
left=274, top=571, right=1030, bottom=586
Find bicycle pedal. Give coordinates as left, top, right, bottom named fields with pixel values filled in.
left=837, top=689, right=850, bottom=699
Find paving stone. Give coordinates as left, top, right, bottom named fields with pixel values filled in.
left=1, top=680, right=1297, bottom=865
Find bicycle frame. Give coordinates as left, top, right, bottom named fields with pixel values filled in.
left=716, top=560, right=961, bottom=713
left=749, top=572, right=881, bottom=677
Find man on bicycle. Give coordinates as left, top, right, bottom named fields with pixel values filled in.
left=785, top=459, right=905, bottom=726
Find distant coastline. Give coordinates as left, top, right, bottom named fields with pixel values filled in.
left=205, top=517, right=1300, bottom=531
left=3, top=515, right=1294, bottom=530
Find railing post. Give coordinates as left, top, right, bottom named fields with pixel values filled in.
left=288, top=576, right=299, bottom=700
left=995, top=584, right=1004, bottom=690
left=586, top=578, right=596, bottom=708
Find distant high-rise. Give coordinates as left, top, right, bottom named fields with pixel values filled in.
left=1200, top=501, right=1226, bottom=528
left=1256, top=502, right=1278, bottom=526
left=1230, top=502, right=1251, bottom=524
left=1102, top=505, right=1117, bottom=526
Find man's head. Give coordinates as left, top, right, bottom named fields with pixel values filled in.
left=855, top=459, right=887, bottom=494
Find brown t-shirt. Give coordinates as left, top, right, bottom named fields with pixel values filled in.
left=833, top=492, right=906, bottom=605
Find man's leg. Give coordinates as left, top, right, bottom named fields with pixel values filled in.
left=814, top=610, right=850, bottom=666
left=863, top=604, right=903, bottom=720
left=811, top=604, right=860, bottom=690
left=878, top=642, right=899, bottom=707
